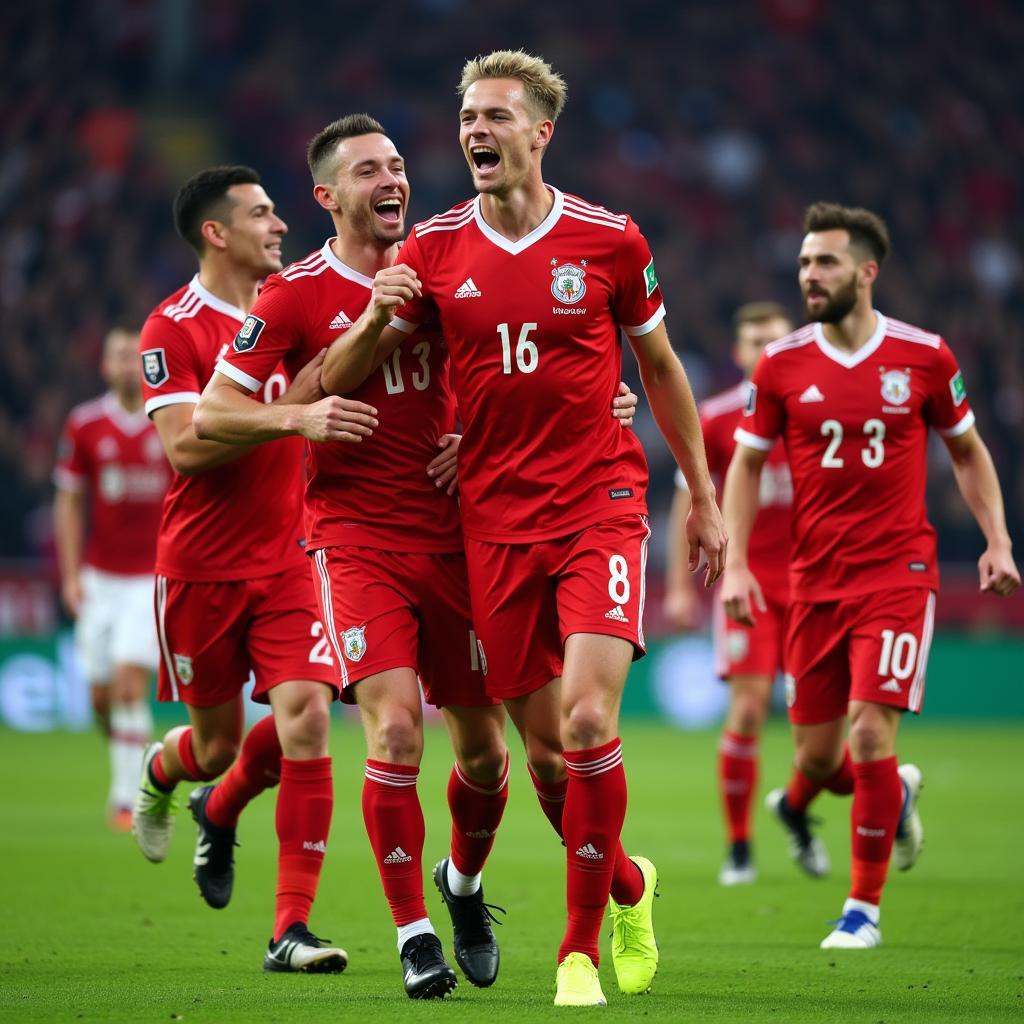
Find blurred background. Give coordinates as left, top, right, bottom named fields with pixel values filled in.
left=1, top=0, right=1021, bottom=730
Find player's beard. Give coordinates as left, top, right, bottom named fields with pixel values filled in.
left=804, top=275, right=858, bottom=323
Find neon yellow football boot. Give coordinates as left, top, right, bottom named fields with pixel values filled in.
left=609, top=855, right=659, bottom=994
left=554, top=951, right=607, bottom=1007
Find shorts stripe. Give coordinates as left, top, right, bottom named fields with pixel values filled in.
left=908, top=592, right=935, bottom=713
left=637, top=515, right=651, bottom=649
left=313, top=550, right=348, bottom=689
left=155, top=576, right=178, bottom=702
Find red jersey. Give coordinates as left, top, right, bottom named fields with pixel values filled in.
left=54, top=392, right=170, bottom=575
left=393, top=187, right=663, bottom=543
left=139, top=275, right=306, bottom=582
left=735, top=314, right=975, bottom=601
left=216, top=241, right=462, bottom=553
left=679, top=382, right=791, bottom=598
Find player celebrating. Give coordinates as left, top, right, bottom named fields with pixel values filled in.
left=133, top=165, right=372, bottom=972
left=194, top=114, right=639, bottom=998
left=54, top=326, right=170, bottom=830
left=721, top=202, right=1020, bottom=949
left=320, top=52, right=727, bottom=1006
left=663, top=302, right=815, bottom=885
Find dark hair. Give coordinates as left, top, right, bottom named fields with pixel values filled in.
left=733, top=301, right=793, bottom=333
left=803, top=201, right=890, bottom=266
left=173, top=165, right=262, bottom=254
left=307, top=114, right=387, bottom=182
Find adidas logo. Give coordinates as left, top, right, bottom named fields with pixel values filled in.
left=330, top=310, right=353, bottom=330
left=604, top=605, right=629, bottom=623
left=464, top=828, right=494, bottom=839
left=576, top=842, right=603, bottom=861
left=454, top=278, right=482, bottom=299
left=384, top=846, right=413, bottom=864
left=856, top=825, right=886, bottom=838
left=799, top=384, right=825, bottom=403
left=879, top=678, right=903, bottom=694
left=302, top=839, right=327, bottom=853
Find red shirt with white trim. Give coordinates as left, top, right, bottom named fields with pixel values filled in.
left=677, top=382, right=791, bottom=598
left=216, top=241, right=462, bottom=553
left=392, top=187, right=662, bottom=543
left=54, top=393, right=170, bottom=575
left=735, top=313, right=974, bottom=601
left=139, top=275, right=306, bottom=582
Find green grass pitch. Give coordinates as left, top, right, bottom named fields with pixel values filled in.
left=1, top=718, right=1021, bottom=1022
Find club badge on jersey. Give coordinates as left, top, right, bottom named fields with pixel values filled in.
left=880, top=368, right=911, bottom=406
left=342, top=626, right=367, bottom=663
left=174, top=653, right=194, bottom=685
left=551, top=261, right=587, bottom=304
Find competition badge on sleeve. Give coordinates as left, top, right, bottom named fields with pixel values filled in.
left=141, top=349, right=168, bottom=387
left=643, top=258, right=658, bottom=297
left=233, top=315, right=266, bottom=352
left=949, top=370, right=967, bottom=406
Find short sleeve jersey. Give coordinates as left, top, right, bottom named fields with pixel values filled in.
left=392, top=187, right=663, bottom=543
left=54, top=393, right=170, bottom=575
left=735, top=314, right=974, bottom=601
left=139, top=275, right=306, bottom=582
left=215, top=242, right=461, bottom=554
left=677, top=382, right=791, bottom=599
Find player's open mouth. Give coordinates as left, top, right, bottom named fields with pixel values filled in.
left=471, top=145, right=500, bottom=171
left=373, top=198, right=403, bottom=223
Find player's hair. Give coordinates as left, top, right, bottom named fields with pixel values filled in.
left=306, top=114, right=388, bottom=183
left=458, top=50, right=567, bottom=122
left=803, top=202, right=891, bottom=266
left=733, top=301, right=793, bottom=333
left=173, top=165, right=262, bottom=255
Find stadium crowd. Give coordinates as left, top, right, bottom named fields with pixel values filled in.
left=2, top=0, right=1022, bottom=566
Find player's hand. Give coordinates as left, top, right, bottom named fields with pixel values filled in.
left=612, top=381, right=638, bottom=428
left=279, top=348, right=327, bottom=406
left=299, top=396, right=378, bottom=443
left=367, top=264, right=421, bottom=327
left=687, top=494, right=728, bottom=587
left=720, top=564, right=766, bottom=627
left=979, top=542, right=1021, bottom=596
left=61, top=574, right=82, bottom=620
left=426, top=433, right=460, bottom=496
left=663, top=586, right=702, bottom=631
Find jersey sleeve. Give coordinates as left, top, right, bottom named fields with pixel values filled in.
left=734, top=352, right=783, bottom=451
left=391, top=230, right=439, bottom=334
left=216, top=277, right=305, bottom=392
left=924, top=339, right=975, bottom=437
left=140, top=316, right=204, bottom=417
left=612, top=220, right=667, bottom=337
left=53, top=416, right=87, bottom=491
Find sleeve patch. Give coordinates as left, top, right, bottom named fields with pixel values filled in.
left=643, top=258, right=658, bottom=298
left=949, top=370, right=967, bottom=407
left=233, top=315, right=266, bottom=353
left=141, top=348, right=169, bottom=387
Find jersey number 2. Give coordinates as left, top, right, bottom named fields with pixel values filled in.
left=820, top=419, right=886, bottom=469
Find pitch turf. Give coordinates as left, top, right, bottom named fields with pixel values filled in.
left=1, top=718, right=1021, bottom=1023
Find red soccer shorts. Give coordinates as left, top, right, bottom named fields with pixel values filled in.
left=712, top=585, right=786, bottom=680
left=154, top=564, right=338, bottom=707
left=783, top=587, right=936, bottom=725
left=309, top=546, right=497, bottom=709
left=463, top=514, right=651, bottom=700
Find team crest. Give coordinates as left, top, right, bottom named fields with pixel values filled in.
left=551, top=263, right=587, bottom=304
left=475, top=637, right=488, bottom=676
left=141, top=348, right=168, bottom=387
left=784, top=673, right=796, bottom=708
left=342, top=626, right=367, bottom=663
left=880, top=368, right=911, bottom=405
left=174, top=654, right=194, bottom=685
left=726, top=631, right=749, bottom=663
left=233, top=315, right=266, bottom=352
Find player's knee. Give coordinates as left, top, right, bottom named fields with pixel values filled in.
left=795, top=748, right=838, bottom=781
left=278, top=695, right=331, bottom=753
left=848, top=719, right=887, bottom=762
left=729, top=697, right=765, bottom=736
left=195, top=736, right=239, bottom=777
left=458, top=741, right=508, bottom=786
left=562, top=701, right=613, bottom=751
left=372, top=712, right=422, bottom=764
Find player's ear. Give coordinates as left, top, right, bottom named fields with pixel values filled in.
left=200, top=218, right=229, bottom=253
left=532, top=118, right=554, bottom=153
left=313, top=183, right=339, bottom=213
left=859, top=259, right=880, bottom=289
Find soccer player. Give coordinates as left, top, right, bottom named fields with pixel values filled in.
left=54, top=326, right=170, bottom=830
left=133, top=165, right=373, bottom=972
left=319, top=52, right=727, bottom=1006
left=193, top=114, right=639, bottom=999
left=663, top=302, right=812, bottom=886
left=721, top=202, right=1020, bottom=949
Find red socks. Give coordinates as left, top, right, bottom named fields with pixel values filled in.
left=448, top=755, right=509, bottom=877
left=150, top=727, right=220, bottom=788
left=719, top=731, right=758, bottom=843
left=786, top=746, right=855, bottom=812
left=362, top=760, right=427, bottom=926
left=849, top=756, right=901, bottom=905
left=558, top=739, right=630, bottom=966
left=207, top=715, right=282, bottom=827
left=528, top=762, right=568, bottom=837
left=273, top=757, right=333, bottom=940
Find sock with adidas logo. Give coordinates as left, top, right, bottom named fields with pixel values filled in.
left=849, top=755, right=901, bottom=905
left=274, top=757, right=333, bottom=941
left=363, top=760, right=428, bottom=926
left=558, top=739, right=629, bottom=965
left=447, top=754, right=509, bottom=890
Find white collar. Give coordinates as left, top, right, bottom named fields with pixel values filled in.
left=472, top=186, right=564, bottom=255
left=320, top=240, right=375, bottom=288
left=102, top=392, right=150, bottom=435
left=189, top=274, right=248, bottom=323
left=813, top=311, right=887, bottom=368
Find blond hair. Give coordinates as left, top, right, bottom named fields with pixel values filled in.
left=458, top=50, right=567, bottom=122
